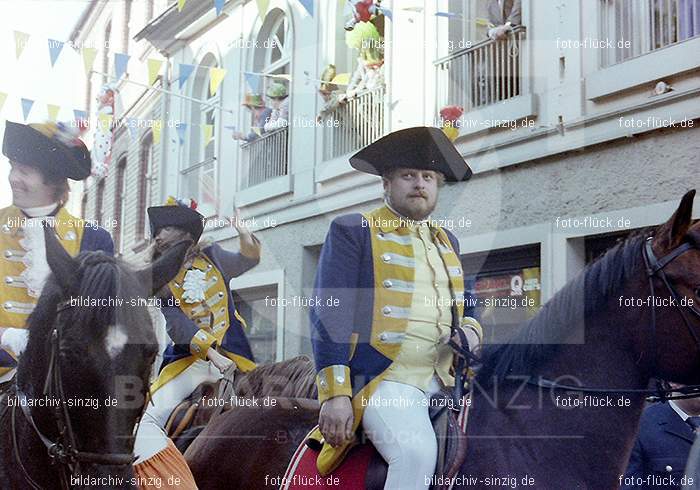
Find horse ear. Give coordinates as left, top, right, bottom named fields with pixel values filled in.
left=43, top=221, right=78, bottom=292
left=136, top=239, right=192, bottom=295
left=658, top=190, right=696, bottom=250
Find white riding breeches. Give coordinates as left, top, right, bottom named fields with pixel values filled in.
left=133, top=359, right=223, bottom=464
left=361, top=378, right=442, bottom=490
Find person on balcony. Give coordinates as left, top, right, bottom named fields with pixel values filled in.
left=317, top=64, right=348, bottom=124
left=345, top=21, right=385, bottom=99
left=487, top=0, right=521, bottom=41
left=263, top=82, right=290, bottom=132
left=232, top=94, right=272, bottom=143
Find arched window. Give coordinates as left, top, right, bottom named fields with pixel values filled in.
left=114, top=157, right=127, bottom=254
left=253, top=9, right=291, bottom=94
left=136, top=133, right=153, bottom=241
left=183, top=53, right=219, bottom=217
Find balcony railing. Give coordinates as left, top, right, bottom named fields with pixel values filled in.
left=600, top=0, right=699, bottom=67
left=435, top=26, right=526, bottom=114
left=241, top=126, right=289, bottom=188
left=321, top=86, right=386, bottom=162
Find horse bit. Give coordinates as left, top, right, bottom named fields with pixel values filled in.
left=11, top=298, right=139, bottom=490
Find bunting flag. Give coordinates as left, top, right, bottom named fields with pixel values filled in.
left=175, top=123, right=188, bottom=144
left=73, top=109, right=88, bottom=123
left=214, top=0, right=225, bottom=16
left=178, top=0, right=187, bottom=12
left=126, top=118, right=139, bottom=140
left=14, top=31, right=30, bottom=60
left=148, top=58, right=164, bottom=85
left=244, top=72, right=262, bottom=93
left=382, top=7, right=393, bottom=21
left=47, top=104, right=60, bottom=121
left=435, top=11, right=460, bottom=19
left=298, top=0, right=314, bottom=16
left=48, top=39, right=65, bottom=67
left=256, top=0, right=269, bottom=20
left=209, top=67, right=227, bottom=96
left=114, top=53, right=130, bottom=79
left=21, top=98, right=34, bottom=121
left=203, top=124, right=214, bottom=145
left=0, top=92, right=7, bottom=114
left=97, top=112, right=113, bottom=131
left=178, top=63, right=195, bottom=89
left=82, top=47, right=98, bottom=76
left=153, top=120, right=162, bottom=145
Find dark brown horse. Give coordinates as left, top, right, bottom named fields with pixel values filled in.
left=0, top=227, right=189, bottom=489
left=185, top=191, right=700, bottom=490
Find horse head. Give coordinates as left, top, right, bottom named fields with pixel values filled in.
left=637, top=189, right=700, bottom=384
left=14, top=225, right=190, bottom=487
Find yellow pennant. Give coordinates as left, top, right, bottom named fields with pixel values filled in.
left=47, top=104, right=61, bottom=121
left=203, top=124, right=214, bottom=144
left=14, top=31, right=29, bottom=60
left=148, top=59, right=164, bottom=85
left=177, top=0, right=187, bottom=11
left=256, top=0, right=269, bottom=19
left=82, top=48, right=98, bottom=76
left=0, top=92, right=7, bottom=114
left=153, top=120, right=163, bottom=145
left=209, top=67, right=227, bottom=96
left=97, top=113, right=113, bottom=131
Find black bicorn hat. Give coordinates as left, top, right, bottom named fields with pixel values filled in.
left=147, top=197, right=205, bottom=242
left=2, top=121, right=91, bottom=181
left=349, top=126, right=473, bottom=182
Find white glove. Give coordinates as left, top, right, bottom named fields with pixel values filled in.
left=1, top=328, right=29, bottom=357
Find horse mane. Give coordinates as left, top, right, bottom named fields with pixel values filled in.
left=234, top=356, right=317, bottom=399
left=475, top=229, right=652, bottom=386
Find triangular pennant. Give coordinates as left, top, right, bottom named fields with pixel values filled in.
left=114, top=53, right=131, bottom=79
left=21, top=98, right=34, bottom=121
left=126, top=118, right=138, bottom=141
left=176, top=123, right=188, bottom=144
left=178, top=0, right=187, bottom=12
left=147, top=58, right=164, bottom=85
left=178, top=63, right=195, bottom=89
left=299, top=0, right=314, bottom=16
left=0, top=93, right=7, bottom=114
left=14, top=31, right=29, bottom=60
left=153, top=120, right=163, bottom=145
left=47, top=104, right=61, bottom=121
left=203, top=124, right=214, bottom=144
left=97, top=112, right=113, bottom=131
left=244, top=72, right=262, bottom=93
left=74, top=109, right=88, bottom=121
left=214, top=0, right=225, bottom=16
left=256, top=0, right=269, bottom=20
left=382, top=7, right=393, bottom=21
left=82, top=47, right=98, bottom=76
left=48, top=39, right=65, bottom=67
left=209, top=67, right=227, bottom=96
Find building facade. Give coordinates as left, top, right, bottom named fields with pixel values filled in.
left=74, top=0, right=700, bottom=364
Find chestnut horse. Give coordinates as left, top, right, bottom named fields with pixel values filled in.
left=185, top=191, right=700, bottom=490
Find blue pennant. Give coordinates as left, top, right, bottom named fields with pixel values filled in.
left=48, top=39, right=65, bottom=67
left=178, top=64, right=195, bottom=89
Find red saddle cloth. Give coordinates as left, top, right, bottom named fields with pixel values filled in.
left=281, top=433, right=375, bottom=490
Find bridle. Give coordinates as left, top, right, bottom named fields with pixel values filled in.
left=451, top=235, right=700, bottom=403
left=11, top=298, right=142, bottom=490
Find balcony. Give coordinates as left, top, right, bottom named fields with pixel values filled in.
left=241, top=126, right=289, bottom=188
left=599, top=0, right=700, bottom=68
left=435, top=26, right=527, bottom=114
left=321, top=86, right=386, bottom=162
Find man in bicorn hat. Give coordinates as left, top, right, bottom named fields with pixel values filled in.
left=0, top=120, right=113, bottom=384
left=310, top=127, right=482, bottom=487
left=133, top=196, right=261, bottom=483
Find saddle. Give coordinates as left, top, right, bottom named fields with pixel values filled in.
left=283, top=389, right=471, bottom=490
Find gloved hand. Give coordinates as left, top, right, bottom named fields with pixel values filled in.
left=1, top=328, right=29, bottom=357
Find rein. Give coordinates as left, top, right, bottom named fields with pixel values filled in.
left=451, top=236, right=700, bottom=404
left=11, top=298, right=138, bottom=490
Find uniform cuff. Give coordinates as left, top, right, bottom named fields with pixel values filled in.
left=462, top=317, right=483, bottom=344
left=316, top=365, right=352, bottom=404
left=190, top=329, right=217, bottom=359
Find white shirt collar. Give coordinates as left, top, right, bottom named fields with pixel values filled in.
left=21, top=202, right=60, bottom=218
left=669, top=400, right=691, bottom=421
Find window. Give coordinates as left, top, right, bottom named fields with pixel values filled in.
left=137, top=133, right=153, bottom=241
left=95, top=179, right=105, bottom=225
left=114, top=157, right=127, bottom=253
left=461, top=245, right=541, bottom=344
left=253, top=9, right=291, bottom=101
left=183, top=53, right=219, bottom=217
left=233, top=285, right=279, bottom=363
left=584, top=230, right=635, bottom=264
left=599, top=0, right=699, bottom=67
left=102, top=20, right=112, bottom=83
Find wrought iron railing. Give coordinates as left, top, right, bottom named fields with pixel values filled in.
left=241, top=126, right=289, bottom=187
